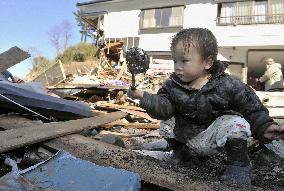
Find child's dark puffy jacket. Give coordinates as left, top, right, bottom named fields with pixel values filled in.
left=140, top=61, right=276, bottom=144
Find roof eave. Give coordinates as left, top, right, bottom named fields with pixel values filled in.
left=76, top=0, right=112, bottom=7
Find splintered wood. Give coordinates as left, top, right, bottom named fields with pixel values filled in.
left=95, top=102, right=145, bottom=112
left=102, top=121, right=159, bottom=130
left=0, top=111, right=127, bottom=153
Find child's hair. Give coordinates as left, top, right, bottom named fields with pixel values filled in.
left=170, top=28, right=218, bottom=62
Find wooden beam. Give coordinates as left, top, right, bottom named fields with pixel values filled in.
left=0, top=111, right=127, bottom=153
left=0, top=47, right=30, bottom=72
left=0, top=114, right=43, bottom=130
left=44, top=134, right=216, bottom=191
left=101, top=121, right=160, bottom=129
left=44, top=135, right=255, bottom=190
left=95, top=102, right=145, bottom=112
left=0, top=115, right=261, bottom=190
left=98, top=130, right=146, bottom=138
left=115, top=60, right=127, bottom=80
left=46, top=84, right=128, bottom=90
left=120, top=109, right=159, bottom=122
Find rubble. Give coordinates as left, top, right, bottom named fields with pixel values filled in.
left=100, top=134, right=126, bottom=148
left=0, top=81, right=93, bottom=120
left=0, top=151, right=141, bottom=191
left=0, top=111, right=126, bottom=153
left=0, top=46, right=283, bottom=191
left=23, top=151, right=141, bottom=191
left=0, top=46, right=30, bottom=73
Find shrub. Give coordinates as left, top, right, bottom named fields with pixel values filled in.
left=56, top=43, right=98, bottom=64
left=73, top=52, right=86, bottom=62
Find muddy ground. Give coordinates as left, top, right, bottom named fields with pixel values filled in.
left=158, top=148, right=284, bottom=191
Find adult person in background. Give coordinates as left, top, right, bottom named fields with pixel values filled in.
left=260, top=58, right=284, bottom=91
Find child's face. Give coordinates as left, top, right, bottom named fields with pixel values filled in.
left=172, top=40, right=212, bottom=82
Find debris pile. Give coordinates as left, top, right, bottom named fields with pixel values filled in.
left=0, top=47, right=283, bottom=191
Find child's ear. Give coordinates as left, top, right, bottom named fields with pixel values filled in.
left=204, top=56, right=214, bottom=70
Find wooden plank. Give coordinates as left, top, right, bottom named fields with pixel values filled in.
left=98, top=130, right=146, bottom=138
left=102, top=121, right=160, bottom=129
left=120, top=109, right=159, bottom=122
left=44, top=134, right=213, bottom=191
left=115, top=60, right=127, bottom=80
left=0, top=115, right=264, bottom=191
left=0, top=47, right=30, bottom=72
left=94, top=103, right=158, bottom=122
left=44, top=134, right=251, bottom=191
left=0, top=111, right=127, bottom=153
left=95, top=102, right=145, bottom=112
left=0, top=114, right=43, bottom=130
left=46, top=84, right=128, bottom=90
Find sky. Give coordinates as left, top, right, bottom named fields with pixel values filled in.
left=0, top=0, right=87, bottom=78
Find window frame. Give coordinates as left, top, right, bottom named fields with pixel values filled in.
left=140, top=6, right=184, bottom=29
left=216, top=0, right=284, bottom=25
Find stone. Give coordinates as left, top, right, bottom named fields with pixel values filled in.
left=100, top=134, right=126, bottom=148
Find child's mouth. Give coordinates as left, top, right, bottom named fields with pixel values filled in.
left=177, top=74, right=183, bottom=79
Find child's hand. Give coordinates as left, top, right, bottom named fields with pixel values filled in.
left=127, top=88, right=144, bottom=100
left=263, top=124, right=284, bottom=143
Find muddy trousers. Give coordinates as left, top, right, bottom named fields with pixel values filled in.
left=164, top=115, right=252, bottom=185
left=163, top=115, right=251, bottom=158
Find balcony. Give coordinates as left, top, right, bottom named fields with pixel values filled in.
left=217, top=14, right=284, bottom=25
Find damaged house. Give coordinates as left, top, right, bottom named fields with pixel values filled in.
left=77, top=0, right=284, bottom=84
left=76, top=0, right=284, bottom=118
left=0, top=1, right=283, bottom=191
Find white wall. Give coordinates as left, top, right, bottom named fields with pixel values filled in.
left=79, top=0, right=186, bottom=52
left=104, top=10, right=140, bottom=38
left=80, top=0, right=284, bottom=47
left=78, top=0, right=284, bottom=83
left=182, top=0, right=284, bottom=47
left=183, top=1, right=217, bottom=30
left=139, top=33, right=174, bottom=51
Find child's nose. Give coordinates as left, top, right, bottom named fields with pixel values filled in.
left=175, top=64, right=183, bottom=70
left=175, top=68, right=183, bottom=75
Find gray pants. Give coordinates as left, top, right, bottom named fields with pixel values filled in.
left=160, top=115, right=251, bottom=156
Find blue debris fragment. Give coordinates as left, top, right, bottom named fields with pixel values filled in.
left=23, top=151, right=141, bottom=191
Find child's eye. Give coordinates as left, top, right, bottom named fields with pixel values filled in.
left=183, top=60, right=192, bottom=64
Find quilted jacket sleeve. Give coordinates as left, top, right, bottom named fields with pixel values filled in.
left=140, top=80, right=175, bottom=120
left=228, top=79, right=277, bottom=141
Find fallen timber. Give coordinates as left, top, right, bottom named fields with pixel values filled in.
left=44, top=134, right=266, bottom=191
left=0, top=111, right=126, bottom=153
left=0, top=114, right=271, bottom=191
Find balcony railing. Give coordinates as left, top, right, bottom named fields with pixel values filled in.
left=217, top=14, right=284, bottom=25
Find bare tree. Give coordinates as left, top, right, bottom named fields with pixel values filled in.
left=47, top=20, right=73, bottom=55
left=61, top=20, right=72, bottom=51
left=47, top=25, right=62, bottom=55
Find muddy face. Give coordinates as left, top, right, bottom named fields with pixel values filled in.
left=172, top=40, right=212, bottom=83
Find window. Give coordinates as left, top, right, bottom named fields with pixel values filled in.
left=270, top=0, right=284, bottom=14
left=254, top=1, right=268, bottom=22
left=141, top=6, right=184, bottom=29
left=219, top=3, right=236, bottom=24
left=217, top=0, right=284, bottom=25
left=269, top=0, right=284, bottom=22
